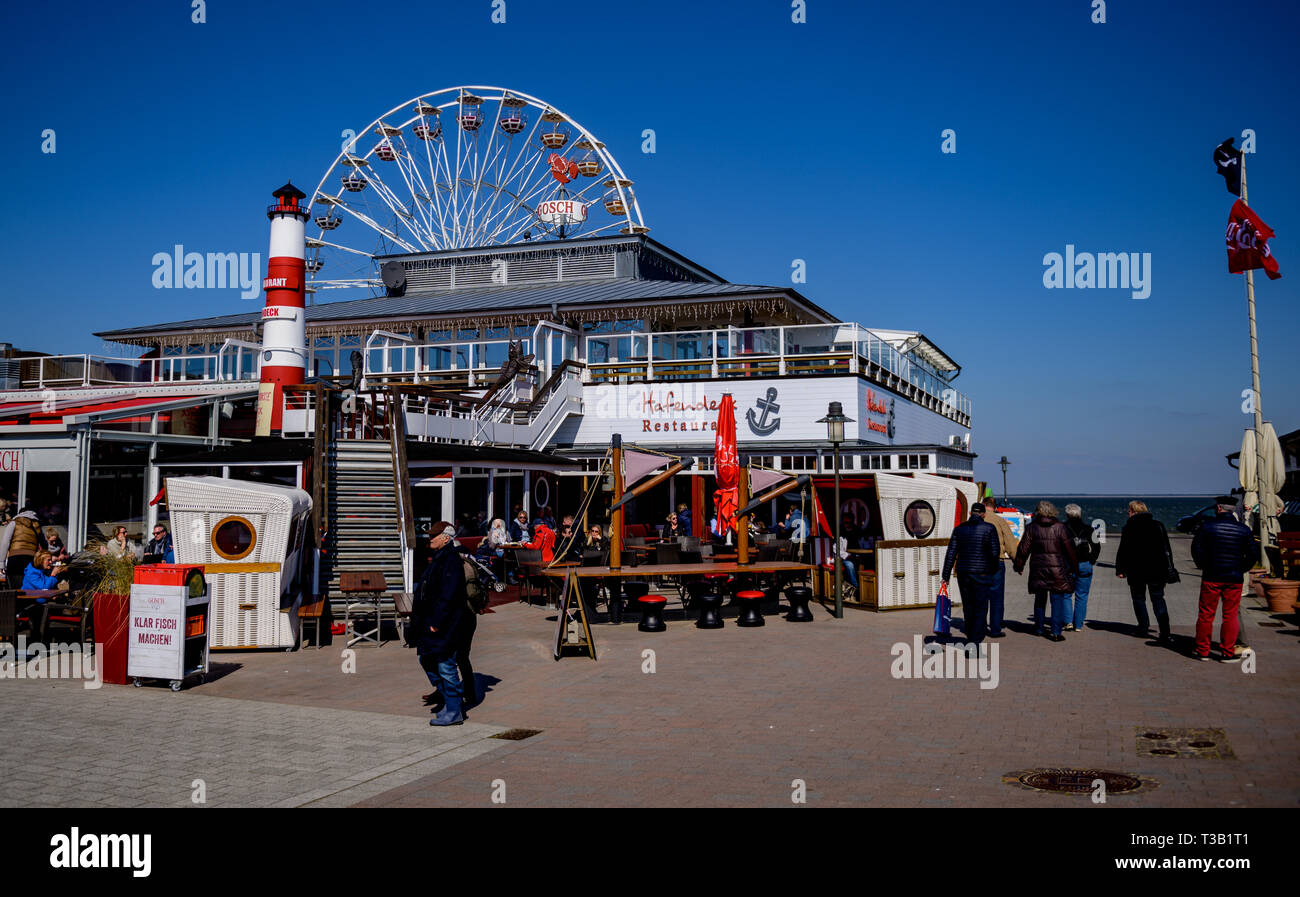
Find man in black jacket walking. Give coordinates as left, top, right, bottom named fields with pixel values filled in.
left=412, top=522, right=470, bottom=726
left=942, top=503, right=1002, bottom=646
left=1190, top=496, right=1258, bottom=662
left=1115, top=500, right=1174, bottom=643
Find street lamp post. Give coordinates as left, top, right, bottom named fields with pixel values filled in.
left=818, top=401, right=854, bottom=619
left=998, top=456, right=1010, bottom=506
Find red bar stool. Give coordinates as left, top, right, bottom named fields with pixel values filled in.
left=736, top=590, right=766, bottom=627
left=638, top=595, right=668, bottom=632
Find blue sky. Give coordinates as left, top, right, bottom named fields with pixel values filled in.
left=3, top=0, right=1296, bottom=494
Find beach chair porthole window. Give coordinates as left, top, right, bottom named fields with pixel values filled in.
left=212, top=516, right=257, bottom=561
left=903, top=501, right=935, bottom=539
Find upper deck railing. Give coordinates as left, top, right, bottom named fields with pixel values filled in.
left=9, top=341, right=262, bottom=391
left=12, top=323, right=970, bottom=427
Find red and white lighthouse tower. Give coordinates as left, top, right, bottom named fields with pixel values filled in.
left=255, top=183, right=310, bottom=435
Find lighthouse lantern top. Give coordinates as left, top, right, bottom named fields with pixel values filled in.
left=268, top=182, right=309, bottom=220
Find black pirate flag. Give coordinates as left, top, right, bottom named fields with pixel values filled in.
left=1214, top=138, right=1242, bottom=196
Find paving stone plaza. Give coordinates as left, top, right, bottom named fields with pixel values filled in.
left=3, top=536, right=1295, bottom=808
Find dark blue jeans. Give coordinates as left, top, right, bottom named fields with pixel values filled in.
left=957, top=572, right=992, bottom=644
left=419, top=651, right=463, bottom=717
left=1128, top=580, right=1169, bottom=635
left=1072, top=562, right=1093, bottom=629
left=987, top=561, right=1006, bottom=635
left=1033, top=590, right=1068, bottom=637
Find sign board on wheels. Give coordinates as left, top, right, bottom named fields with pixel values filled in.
left=128, top=584, right=187, bottom=681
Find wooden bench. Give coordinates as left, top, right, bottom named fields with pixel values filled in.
left=297, top=597, right=327, bottom=649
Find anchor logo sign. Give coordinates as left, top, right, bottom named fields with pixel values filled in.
left=746, top=387, right=781, bottom=436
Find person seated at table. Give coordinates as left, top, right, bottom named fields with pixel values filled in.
left=101, top=525, right=140, bottom=560
left=841, top=513, right=866, bottom=550
left=663, top=512, right=688, bottom=539
left=749, top=517, right=768, bottom=539
left=23, top=549, right=64, bottom=591
left=45, top=528, right=70, bottom=563
left=508, top=509, right=531, bottom=543
left=536, top=505, right=557, bottom=533
left=522, top=519, right=556, bottom=563
left=560, top=520, right=583, bottom=562
left=827, top=535, right=859, bottom=595
left=585, top=523, right=609, bottom=553
left=143, top=524, right=173, bottom=564
left=780, top=507, right=808, bottom=541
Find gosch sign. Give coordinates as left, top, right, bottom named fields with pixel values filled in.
left=536, top=199, right=588, bottom=225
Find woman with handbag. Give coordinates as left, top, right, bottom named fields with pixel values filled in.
left=1114, top=500, right=1176, bottom=644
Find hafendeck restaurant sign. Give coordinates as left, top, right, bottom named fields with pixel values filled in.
left=559, top=377, right=970, bottom=449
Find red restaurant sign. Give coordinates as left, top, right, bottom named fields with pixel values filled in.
left=0, top=449, right=18, bottom=472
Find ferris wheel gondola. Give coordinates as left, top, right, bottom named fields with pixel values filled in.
left=305, top=86, right=647, bottom=297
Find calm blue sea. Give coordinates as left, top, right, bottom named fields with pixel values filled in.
left=1004, top=496, right=1215, bottom=532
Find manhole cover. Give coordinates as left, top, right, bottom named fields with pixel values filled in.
left=1004, top=768, right=1155, bottom=796
left=1136, top=727, right=1236, bottom=760
left=491, top=728, right=543, bottom=741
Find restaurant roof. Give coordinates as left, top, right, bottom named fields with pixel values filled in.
left=95, top=278, right=831, bottom=344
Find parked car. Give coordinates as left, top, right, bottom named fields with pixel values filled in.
left=1175, top=505, right=1217, bottom=534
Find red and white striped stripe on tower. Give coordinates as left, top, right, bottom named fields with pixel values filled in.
left=256, top=183, right=310, bottom=434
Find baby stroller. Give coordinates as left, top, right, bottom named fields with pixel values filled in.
left=464, top=550, right=507, bottom=593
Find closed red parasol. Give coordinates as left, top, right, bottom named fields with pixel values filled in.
left=713, top=393, right=738, bottom=536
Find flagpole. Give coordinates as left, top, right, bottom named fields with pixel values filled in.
left=1240, top=152, right=1269, bottom=570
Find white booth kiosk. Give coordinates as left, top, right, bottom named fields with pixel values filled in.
left=166, top=476, right=311, bottom=649
left=872, top=472, right=966, bottom=610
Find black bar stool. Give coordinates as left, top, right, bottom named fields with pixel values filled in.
left=687, top=582, right=724, bottom=629
left=621, top=580, right=649, bottom=626
left=638, top=595, right=668, bottom=632
left=784, top=586, right=814, bottom=622
left=736, top=590, right=766, bottom=627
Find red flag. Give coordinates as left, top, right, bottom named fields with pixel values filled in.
left=1227, top=199, right=1282, bottom=280
left=810, top=484, right=833, bottom=538
left=713, top=394, right=738, bottom=534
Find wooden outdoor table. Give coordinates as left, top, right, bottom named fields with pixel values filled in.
left=16, top=589, right=63, bottom=600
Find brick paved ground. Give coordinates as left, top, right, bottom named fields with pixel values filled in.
left=3, top=536, right=1296, bottom=807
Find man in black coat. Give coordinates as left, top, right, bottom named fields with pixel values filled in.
left=412, top=522, right=470, bottom=726
left=1190, top=496, right=1258, bottom=662
left=942, top=503, right=1001, bottom=646
left=1114, top=500, right=1174, bottom=642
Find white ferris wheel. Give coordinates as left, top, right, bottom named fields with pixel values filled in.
left=305, top=85, right=648, bottom=297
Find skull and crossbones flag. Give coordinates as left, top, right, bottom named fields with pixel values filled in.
left=1226, top=199, right=1282, bottom=280
left=1214, top=138, right=1243, bottom=196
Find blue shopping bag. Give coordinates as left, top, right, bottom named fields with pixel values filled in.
left=932, top=581, right=951, bottom=635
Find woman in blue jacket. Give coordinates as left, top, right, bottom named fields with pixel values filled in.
left=22, top=550, right=62, bottom=591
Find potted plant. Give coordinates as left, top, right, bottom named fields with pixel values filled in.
left=1256, top=577, right=1300, bottom=614
left=68, top=545, right=136, bottom=685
